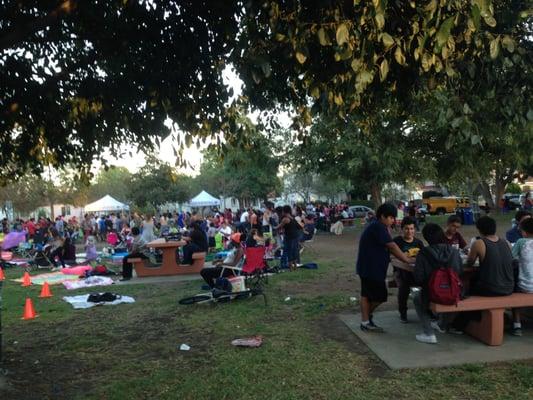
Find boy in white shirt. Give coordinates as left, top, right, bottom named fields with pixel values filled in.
left=511, top=217, right=533, bottom=336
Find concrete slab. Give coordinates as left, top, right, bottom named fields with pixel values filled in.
left=339, top=311, right=533, bottom=369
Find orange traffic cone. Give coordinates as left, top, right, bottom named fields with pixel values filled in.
left=0, top=267, right=5, bottom=281
left=22, top=298, right=38, bottom=320
left=39, top=282, right=53, bottom=298
left=21, top=271, right=32, bottom=287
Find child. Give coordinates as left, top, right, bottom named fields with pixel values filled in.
left=356, top=203, right=414, bottom=332
left=85, top=236, right=98, bottom=263
left=393, top=217, right=424, bottom=323
left=511, top=217, right=533, bottom=336
left=443, top=215, right=467, bottom=250
left=412, top=223, right=462, bottom=344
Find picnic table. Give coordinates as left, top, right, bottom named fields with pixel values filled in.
left=391, top=255, right=533, bottom=346
left=128, top=238, right=206, bottom=277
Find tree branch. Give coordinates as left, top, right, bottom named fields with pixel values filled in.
left=0, top=0, right=75, bottom=51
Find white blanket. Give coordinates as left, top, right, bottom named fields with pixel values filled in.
left=63, top=276, right=114, bottom=290
left=63, top=293, right=135, bottom=309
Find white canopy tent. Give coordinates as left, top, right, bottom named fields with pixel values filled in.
left=188, top=191, right=221, bottom=207
left=84, top=195, right=130, bottom=213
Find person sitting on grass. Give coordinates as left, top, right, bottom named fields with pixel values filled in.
left=443, top=215, right=467, bottom=250
left=412, top=223, right=462, bottom=344
left=506, top=210, right=532, bottom=244
left=120, top=227, right=150, bottom=281
left=200, top=233, right=245, bottom=289
left=356, top=203, right=415, bottom=333
left=85, top=235, right=98, bottom=263
left=393, top=217, right=424, bottom=323
left=511, top=217, right=533, bottom=336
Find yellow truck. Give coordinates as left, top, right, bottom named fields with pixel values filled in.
left=423, top=197, right=470, bottom=215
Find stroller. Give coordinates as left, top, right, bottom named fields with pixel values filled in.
left=26, top=244, right=55, bottom=271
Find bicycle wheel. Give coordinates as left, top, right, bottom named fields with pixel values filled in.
left=178, top=294, right=212, bottom=305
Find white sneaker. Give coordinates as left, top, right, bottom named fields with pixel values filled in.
left=416, top=333, right=438, bottom=344
left=430, top=320, right=445, bottom=333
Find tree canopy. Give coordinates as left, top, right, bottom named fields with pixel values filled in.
left=2, top=0, right=529, bottom=182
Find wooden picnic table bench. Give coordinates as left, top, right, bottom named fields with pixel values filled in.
left=431, top=293, right=533, bottom=346
left=128, top=252, right=206, bottom=277
left=341, top=218, right=356, bottom=227
left=127, top=238, right=206, bottom=277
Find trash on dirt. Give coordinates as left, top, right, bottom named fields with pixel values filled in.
left=179, top=344, right=191, bottom=351
left=349, top=297, right=357, bottom=302
left=231, top=336, right=263, bottom=348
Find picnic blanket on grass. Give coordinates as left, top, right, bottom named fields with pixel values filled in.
left=12, top=271, right=80, bottom=285
left=63, top=293, right=135, bottom=309
left=63, top=276, right=114, bottom=290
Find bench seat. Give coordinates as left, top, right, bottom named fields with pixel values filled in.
left=431, top=293, right=533, bottom=346
left=128, top=252, right=206, bottom=277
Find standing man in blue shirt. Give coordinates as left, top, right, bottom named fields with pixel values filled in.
left=356, top=203, right=415, bottom=332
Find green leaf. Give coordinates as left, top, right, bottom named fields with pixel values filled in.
left=379, top=59, right=389, bottom=81
left=381, top=33, right=394, bottom=48
left=336, top=23, right=350, bottom=46
left=484, top=16, right=497, bottom=27
left=501, top=36, right=515, bottom=53
left=260, top=62, right=272, bottom=77
left=394, top=47, right=405, bottom=65
left=317, top=27, right=329, bottom=46
left=296, top=51, right=307, bottom=64
left=490, top=38, right=500, bottom=59
left=375, top=13, right=385, bottom=30
left=436, top=16, right=455, bottom=48
left=471, top=4, right=481, bottom=30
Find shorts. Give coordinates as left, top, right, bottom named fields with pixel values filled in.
left=360, top=277, right=388, bottom=303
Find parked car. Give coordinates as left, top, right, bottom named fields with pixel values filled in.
left=348, top=205, right=374, bottom=218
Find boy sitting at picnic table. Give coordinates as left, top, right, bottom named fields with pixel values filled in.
left=412, top=223, right=463, bottom=344
left=443, top=215, right=467, bottom=250
left=506, top=210, right=532, bottom=244
left=466, top=216, right=514, bottom=297
left=200, top=233, right=245, bottom=289
left=179, top=221, right=208, bottom=265
left=356, top=203, right=415, bottom=332
left=120, top=227, right=150, bottom=281
left=511, top=217, right=533, bottom=336
left=393, top=216, right=424, bottom=323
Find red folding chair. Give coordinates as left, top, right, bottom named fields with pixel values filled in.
left=242, top=246, right=269, bottom=289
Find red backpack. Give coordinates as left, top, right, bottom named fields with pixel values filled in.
left=429, top=267, right=462, bottom=305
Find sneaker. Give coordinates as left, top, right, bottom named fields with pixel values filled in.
left=360, top=322, right=384, bottom=333
left=400, top=314, right=408, bottom=323
left=119, top=277, right=131, bottom=282
left=416, top=333, right=438, bottom=344
left=430, top=320, right=446, bottom=333
left=511, top=327, right=523, bottom=337
left=447, top=327, right=464, bottom=335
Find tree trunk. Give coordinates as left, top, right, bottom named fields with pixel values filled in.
left=478, top=181, right=495, bottom=209
left=370, top=183, right=382, bottom=209
left=50, top=202, right=55, bottom=220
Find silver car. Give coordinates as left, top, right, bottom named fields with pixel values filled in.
left=348, top=205, right=374, bottom=218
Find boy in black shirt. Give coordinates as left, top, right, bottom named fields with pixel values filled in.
left=393, top=217, right=424, bottom=323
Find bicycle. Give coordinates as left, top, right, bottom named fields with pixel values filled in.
left=179, top=286, right=267, bottom=306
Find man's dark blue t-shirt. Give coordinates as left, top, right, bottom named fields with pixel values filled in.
left=356, top=221, right=393, bottom=281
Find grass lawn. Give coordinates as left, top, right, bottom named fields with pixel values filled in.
left=1, top=214, right=533, bottom=399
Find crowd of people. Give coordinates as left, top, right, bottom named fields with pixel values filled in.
left=356, top=203, right=533, bottom=343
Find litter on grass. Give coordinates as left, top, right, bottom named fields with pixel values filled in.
left=231, top=336, right=263, bottom=348
left=179, top=344, right=191, bottom=351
